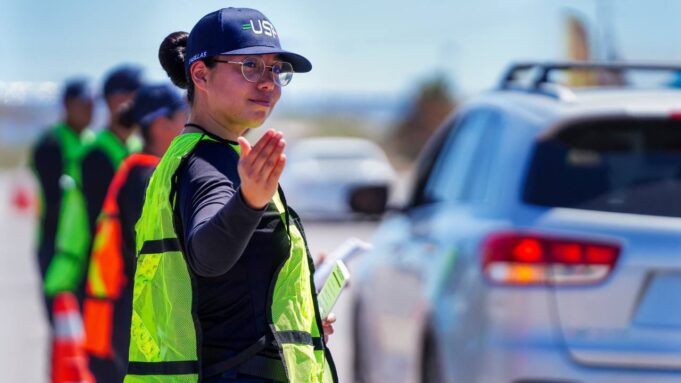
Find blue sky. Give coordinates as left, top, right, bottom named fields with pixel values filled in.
left=2, top=0, right=681, bottom=99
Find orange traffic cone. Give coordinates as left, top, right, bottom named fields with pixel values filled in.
left=51, top=293, right=95, bottom=383
left=11, top=183, right=33, bottom=212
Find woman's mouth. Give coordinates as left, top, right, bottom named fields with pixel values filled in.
left=249, top=99, right=271, bottom=107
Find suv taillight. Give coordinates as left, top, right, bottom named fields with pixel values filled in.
left=481, top=232, right=620, bottom=286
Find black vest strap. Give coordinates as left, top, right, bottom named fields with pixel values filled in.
left=139, top=238, right=182, bottom=254
left=127, top=360, right=199, bottom=375
left=203, top=335, right=270, bottom=379
left=312, top=336, right=325, bottom=351
left=236, top=355, right=288, bottom=382
left=276, top=185, right=291, bottom=238
left=203, top=332, right=323, bottom=379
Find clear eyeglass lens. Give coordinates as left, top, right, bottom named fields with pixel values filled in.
left=237, top=57, right=293, bottom=86
left=272, top=62, right=293, bottom=87
left=241, top=58, right=265, bottom=82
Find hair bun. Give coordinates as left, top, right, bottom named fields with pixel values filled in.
left=159, top=31, right=189, bottom=89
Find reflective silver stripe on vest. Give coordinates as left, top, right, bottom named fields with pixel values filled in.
left=273, top=330, right=324, bottom=350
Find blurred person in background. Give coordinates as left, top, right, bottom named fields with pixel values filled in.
left=125, top=8, right=337, bottom=382
left=43, top=65, right=144, bottom=306
left=82, top=83, right=187, bottom=383
left=30, top=78, right=95, bottom=325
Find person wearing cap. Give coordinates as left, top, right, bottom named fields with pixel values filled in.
left=44, top=65, right=145, bottom=306
left=82, top=83, right=187, bottom=383
left=30, top=78, right=95, bottom=325
left=125, top=8, right=337, bottom=383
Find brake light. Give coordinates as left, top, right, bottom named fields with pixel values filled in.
left=482, top=232, right=620, bottom=286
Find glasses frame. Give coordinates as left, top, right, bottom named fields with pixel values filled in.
left=213, top=57, right=293, bottom=87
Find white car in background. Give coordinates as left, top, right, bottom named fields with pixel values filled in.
left=280, top=136, right=396, bottom=220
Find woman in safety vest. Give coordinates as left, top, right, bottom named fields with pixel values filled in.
left=125, top=8, right=337, bottom=383
left=83, top=83, right=187, bottom=383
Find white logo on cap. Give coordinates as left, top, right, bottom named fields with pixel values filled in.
left=245, top=19, right=277, bottom=38
left=189, top=51, right=208, bottom=64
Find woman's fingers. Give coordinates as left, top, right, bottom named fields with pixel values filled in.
left=237, top=130, right=287, bottom=209
left=261, top=138, right=285, bottom=177
left=324, top=312, right=337, bottom=324
left=323, top=313, right=336, bottom=342
left=237, top=137, right=252, bottom=158
left=251, top=133, right=284, bottom=177
left=241, top=129, right=275, bottom=168
left=265, top=153, right=286, bottom=187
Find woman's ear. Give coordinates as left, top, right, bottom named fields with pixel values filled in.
left=190, top=62, right=210, bottom=92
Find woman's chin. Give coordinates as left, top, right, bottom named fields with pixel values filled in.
left=245, top=112, right=271, bottom=127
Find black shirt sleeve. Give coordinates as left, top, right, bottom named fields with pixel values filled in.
left=32, top=134, right=63, bottom=247
left=176, top=141, right=266, bottom=278
left=81, top=149, right=116, bottom=232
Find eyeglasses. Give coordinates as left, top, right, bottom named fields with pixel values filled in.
left=213, top=56, right=294, bottom=87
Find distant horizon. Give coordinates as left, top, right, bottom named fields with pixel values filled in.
left=0, top=81, right=412, bottom=148
left=4, top=0, right=681, bottom=149
left=4, top=0, right=681, bottom=98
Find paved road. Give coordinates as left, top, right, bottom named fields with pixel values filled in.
left=0, top=170, right=377, bottom=382
left=0, top=170, right=49, bottom=382
left=303, top=220, right=380, bottom=383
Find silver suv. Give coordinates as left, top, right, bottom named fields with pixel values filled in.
left=352, top=62, right=681, bottom=383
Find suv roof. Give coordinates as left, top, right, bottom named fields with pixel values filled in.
left=468, top=61, right=681, bottom=132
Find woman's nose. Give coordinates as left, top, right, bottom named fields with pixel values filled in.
left=257, top=71, right=277, bottom=91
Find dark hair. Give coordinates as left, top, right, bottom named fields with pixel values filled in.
left=158, top=31, right=216, bottom=103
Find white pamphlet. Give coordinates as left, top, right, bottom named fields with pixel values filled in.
left=317, top=259, right=351, bottom=319
left=313, top=237, right=371, bottom=289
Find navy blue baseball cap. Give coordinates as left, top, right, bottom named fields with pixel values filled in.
left=103, top=65, right=144, bottom=97
left=129, top=83, right=187, bottom=128
left=185, top=8, right=312, bottom=73
left=62, top=79, right=93, bottom=102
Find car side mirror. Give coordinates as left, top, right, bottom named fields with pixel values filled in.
left=349, top=184, right=389, bottom=216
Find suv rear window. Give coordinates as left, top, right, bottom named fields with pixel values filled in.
left=523, top=118, right=681, bottom=217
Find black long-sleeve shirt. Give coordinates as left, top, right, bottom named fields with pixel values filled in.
left=32, top=130, right=65, bottom=274
left=82, top=149, right=117, bottom=234
left=175, top=138, right=290, bottom=365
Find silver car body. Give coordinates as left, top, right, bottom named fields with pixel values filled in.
left=353, top=87, right=681, bottom=383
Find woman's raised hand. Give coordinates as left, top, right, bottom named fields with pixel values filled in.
left=237, top=129, right=286, bottom=209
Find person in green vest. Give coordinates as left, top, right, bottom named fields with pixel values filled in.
left=30, top=78, right=95, bottom=325
left=125, top=8, right=338, bottom=383
left=43, top=65, right=144, bottom=305
left=83, top=83, right=188, bottom=383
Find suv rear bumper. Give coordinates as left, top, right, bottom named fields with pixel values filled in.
left=439, top=287, right=681, bottom=382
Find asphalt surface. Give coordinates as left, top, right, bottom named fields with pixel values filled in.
left=0, top=170, right=49, bottom=382
left=0, top=170, right=378, bottom=382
